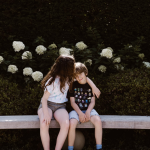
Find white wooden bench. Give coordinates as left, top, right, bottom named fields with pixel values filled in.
left=1, top=115, right=150, bottom=129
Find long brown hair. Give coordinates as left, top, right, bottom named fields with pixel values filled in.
left=41, top=55, right=75, bottom=93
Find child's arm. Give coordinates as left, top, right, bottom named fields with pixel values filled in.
left=85, top=96, right=95, bottom=122
left=87, top=77, right=101, bottom=98
left=70, top=97, right=86, bottom=123
left=41, top=90, right=51, bottom=125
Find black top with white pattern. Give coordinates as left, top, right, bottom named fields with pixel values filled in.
left=68, top=81, right=93, bottom=110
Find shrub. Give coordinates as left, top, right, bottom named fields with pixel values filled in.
left=95, top=67, right=150, bottom=115
left=118, top=36, right=146, bottom=69
left=0, top=37, right=123, bottom=85
left=0, top=75, right=42, bottom=115
left=0, top=0, right=150, bottom=60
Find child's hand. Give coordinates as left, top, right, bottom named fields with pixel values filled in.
left=92, top=87, right=101, bottom=98
left=79, top=112, right=86, bottom=123
left=85, top=110, right=91, bottom=122
left=43, top=113, right=51, bottom=125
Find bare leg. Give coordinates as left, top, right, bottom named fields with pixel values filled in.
left=54, top=109, right=69, bottom=150
left=90, top=116, right=102, bottom=145
left=38, top=108, right=52, bottom=150
left=68, top=119, right=78, bottom=146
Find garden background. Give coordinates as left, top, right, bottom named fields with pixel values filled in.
left=0, top=0, right=150, bottom=149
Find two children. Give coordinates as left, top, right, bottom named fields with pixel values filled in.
left=68, top=62, right=103, bottom=150
left=37, top=55, right=102, bottom=150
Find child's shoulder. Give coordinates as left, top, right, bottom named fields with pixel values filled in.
left=45, top=77, right=52, bottom=85
left=45, top=77, right=59, bottom=86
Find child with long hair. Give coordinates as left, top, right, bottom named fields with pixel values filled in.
left=37, top=55, right=100, bottom=150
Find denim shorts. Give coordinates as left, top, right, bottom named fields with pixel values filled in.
left=38, top=101, right=66, bottom=114
left=69, top=109, right=99, bottom=122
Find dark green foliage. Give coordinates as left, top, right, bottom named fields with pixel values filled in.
left=0, top=129, right=59, bottom=150
left=95, top=67, right=150, bottom=116
left=0, top=75, right=42, bottom=115
left=118, top=36, right=146, bottom=69
left=0, top=0, right=150, bottom=60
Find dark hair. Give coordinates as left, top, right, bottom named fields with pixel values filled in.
left=75, top=62, right=88, bottom=75
left=41, top=55, right=75, bottom=93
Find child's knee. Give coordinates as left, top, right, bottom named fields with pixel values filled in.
left=69, top=119, right=78, bottom=129
left=60, top=120, right=69, bottom=129
left=40, top=121, right=49, bottom=130
left=92, top=116, right=102, bottom=125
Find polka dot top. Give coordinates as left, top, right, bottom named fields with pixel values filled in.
left=44, top=77, right=69, bottom=103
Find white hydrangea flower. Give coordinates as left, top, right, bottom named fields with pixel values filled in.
left=22, top=51, right=32, bottom=59
left=100, top=48, right=113, bottom=59
left=48, top=43, right=57, bottom=49
left=143, top=61, right=150, bottom=68
left=113, top=57, right=121, bottom=63
left=75, top=41, right=87, bottom=50
left=23, top=67, right=33, bottom=76
left=35, top=45, right=47, bottom=55
left=12, top=41, right=25, bottom=52
left=107, top=47, right=113, bottom=52
left=138, top=53, right=145, bottom=60
left=85, top=59, right=92, bottom=66
left=7, top=65, right=18, bottom=74
left=32, top=71, right=43, bottom=82
left=59, top=47, right=72, bottom=55
left=0, top=56, right=4, bottom=64
left=115, top=64, right=124, bottom=71
left=98, top=65, right=107, bottom=73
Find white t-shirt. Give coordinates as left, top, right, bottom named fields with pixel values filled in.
left=43, top=77, right=69, bottom=103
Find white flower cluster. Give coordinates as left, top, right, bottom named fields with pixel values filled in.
left=76, top=41, right=87, bottom=50
left=113, top=57, right=121, bottom=63
left=32, top=71, right=43, bottom=82
left=59, top=47, right=72, bottom=55
left=98, top=65, right=107, bottom=73
left=100, top=48, right=113, bottom=59
left=138, top=53, right=145, bottom=60
left=143, top=61, right=150, bottom=68
left=22, top=51, right=32, bottom=59
left=35, top=45, right=47, bottom=55
left=8, top=65, right=18, bottom=74
left=85, top=59, right=92, bottom=66
left=48, top=43, right=57, bottom=49
left=0, top=56, right=4, bottom=64
left=23, top=67, right=33, bottom=76
left=12, top=41, right=25, bottom=52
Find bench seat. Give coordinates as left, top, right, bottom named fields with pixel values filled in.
left=0, top=115, right=150, bottom=129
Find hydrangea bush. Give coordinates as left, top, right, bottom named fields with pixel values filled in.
left=0, top=35, right=148, bottom=85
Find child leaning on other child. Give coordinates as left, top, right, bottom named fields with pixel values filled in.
left=37, top=55, right=101, bottom=150
left=67, top=62, right=103, bottom=150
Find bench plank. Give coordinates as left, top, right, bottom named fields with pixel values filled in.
left=0, top=115, right=150, bottom=129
